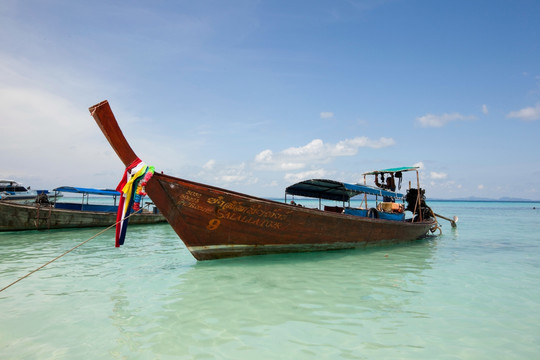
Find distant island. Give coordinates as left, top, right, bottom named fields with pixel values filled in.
left=274, top=195, right=539, bottom=202
left=428, top=196, right=540, bottom=202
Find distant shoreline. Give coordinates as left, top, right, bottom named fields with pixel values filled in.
left=427, top=199, right=540, bottom=203
left=268, top=197, right=540, bottom=203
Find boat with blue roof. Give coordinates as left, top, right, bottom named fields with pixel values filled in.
left=89, top=100, right=454, bottom=260
left=0, top=185, right=165, bottom=232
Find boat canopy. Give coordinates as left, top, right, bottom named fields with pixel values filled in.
left=0, top=179, right=23, bottom=185
left=362, top=166, right=419, bottom=176
left=0, top=179, right=28, bottom=192
left=53, top=186, right=120, bottom=197
left=285, top=179, right=403, bottom=202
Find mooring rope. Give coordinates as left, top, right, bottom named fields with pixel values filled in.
left=0, top=212, right=137, bottom=293
left=429, top=209, right=443, bottom=235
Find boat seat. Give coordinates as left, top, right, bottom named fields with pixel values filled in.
left=377, top=202, right=404, bottom=213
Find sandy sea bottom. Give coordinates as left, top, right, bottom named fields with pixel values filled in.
left=1, top=201, right=539, bottom=359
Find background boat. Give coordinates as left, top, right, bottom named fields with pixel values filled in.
left=0, top=186, right=165, bottom=232
left=0, top=179, right=55, bottom=201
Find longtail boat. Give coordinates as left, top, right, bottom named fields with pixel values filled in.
left=0, top=186, right=165, bottom=232
left=89, top=100, right=440, bottom=260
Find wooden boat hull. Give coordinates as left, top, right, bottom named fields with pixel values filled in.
left=145, top=173, right=435, bottom=260
left=89, top=100, right=436, bottom=260
left=0, top=201, right=165, bottom=232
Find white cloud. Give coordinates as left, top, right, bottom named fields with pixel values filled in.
left=205, top=162, right=258, bottom=185
left=203, top=160, right=215, bottom=170
left=506, top=104, right=540, bottom=121
left=478, top=184, right=484, bottom=190
left=254, top=149, right=273, bottom=163
left=482, top=104, right=488, bottom=114
left=334, top=137, right=395, bottom=152
left=430, top=171, right=447, bottom=180
left=254, top=137, right=395, bottom=171
left=279, top=162, right=305, bottom=171
left=416, top=113, right=476, bottom=127
left=0, top=87, right=86, bottom=132
left=284, top=169, right=329, bottom=183
left=320, top=112, right=334, bottom=119
left=282, top=139, right=325, bottom=157
left=0, top=86, right=122, bottom=187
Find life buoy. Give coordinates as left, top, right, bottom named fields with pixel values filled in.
left=367, top=208, right=379, bottom=219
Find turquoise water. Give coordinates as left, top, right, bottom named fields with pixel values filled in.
left=1, top=201, right=539, bottom=359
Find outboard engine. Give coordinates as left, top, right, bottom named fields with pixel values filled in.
left=35, top=193, right=50, bottom=205
left=405, top=188, right=432, bottom=221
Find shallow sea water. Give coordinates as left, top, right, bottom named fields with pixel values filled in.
left=1, top=201, right=539, bottom=359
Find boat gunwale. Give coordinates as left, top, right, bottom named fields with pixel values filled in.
left=152, top=172, right=436, bottom=227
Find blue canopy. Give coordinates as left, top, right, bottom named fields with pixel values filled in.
left=285, top=179, right=403, bottom=201
left=362, top=166, right=418, bottom=175
left=53, top=186, right=120, bottom=197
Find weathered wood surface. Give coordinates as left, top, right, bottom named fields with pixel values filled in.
left=147, top=173, right=435, bottom=260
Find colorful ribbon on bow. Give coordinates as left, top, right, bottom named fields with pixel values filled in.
left=115, top=158, right=155, bottom=247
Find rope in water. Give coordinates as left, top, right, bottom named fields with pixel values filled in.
left=0, top=213, right=136, bottom=293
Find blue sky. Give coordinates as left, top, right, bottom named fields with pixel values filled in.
left=1, top=0, right=539, bottom=200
